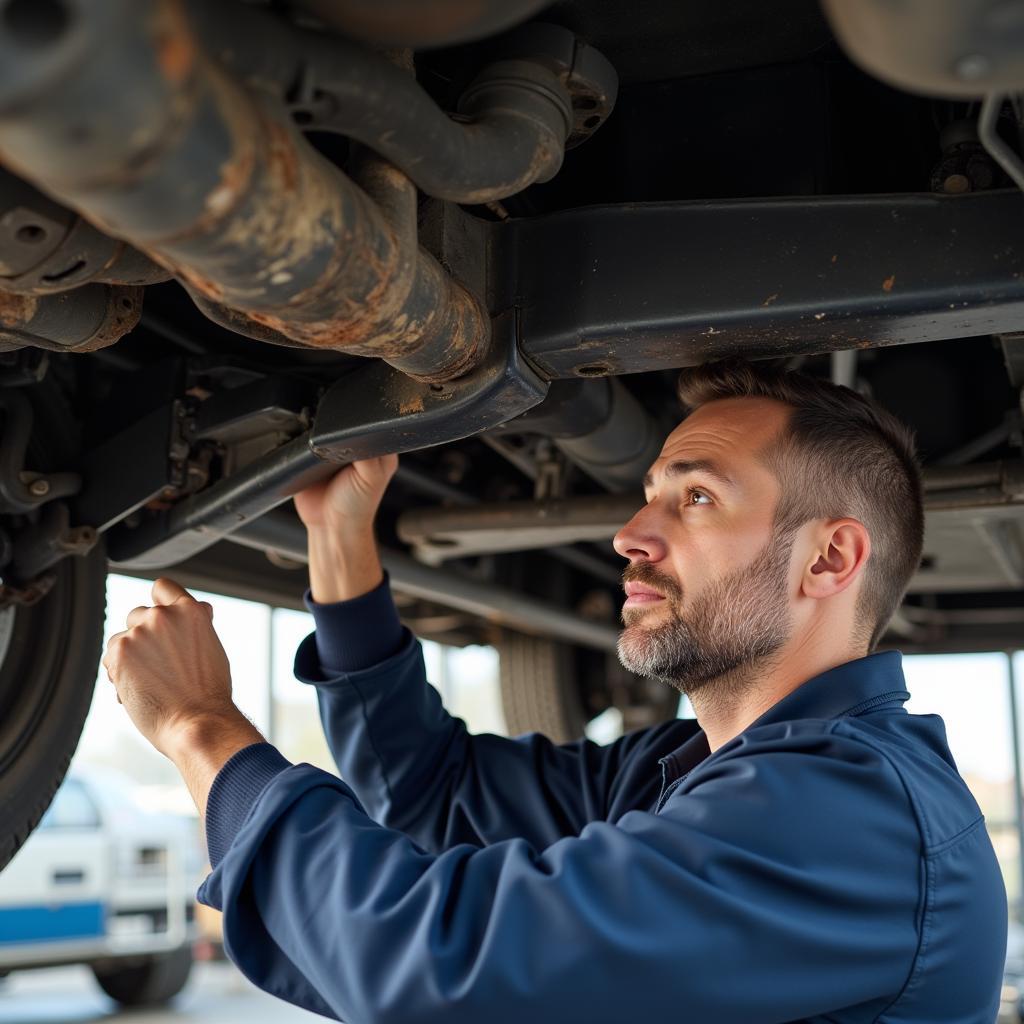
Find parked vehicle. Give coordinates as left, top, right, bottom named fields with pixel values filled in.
left=0, top=0, right=1022, bottom=873
left=0, top=768, right=202, bottom=1006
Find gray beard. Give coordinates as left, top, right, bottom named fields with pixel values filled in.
left=617, top=530, right=796, bottom=700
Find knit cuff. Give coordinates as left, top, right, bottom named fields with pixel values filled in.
left=204, top=742, right=291, bottom=867
left=303, top=571, right=403, bottom=674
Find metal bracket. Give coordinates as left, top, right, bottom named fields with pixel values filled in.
left=109, top=317, right=548, bottom=569
left=310, top=312, right=548, bottom=462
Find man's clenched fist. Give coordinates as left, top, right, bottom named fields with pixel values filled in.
left=102, top=577, right=243, bottom=760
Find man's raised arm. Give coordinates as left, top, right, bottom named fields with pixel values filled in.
left=291, top=457, right=697, bottom=855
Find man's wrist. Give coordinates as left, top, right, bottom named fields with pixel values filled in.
left=165, top=709, right=263, bottom=758
left=163, top=710, right=266, bottom=818
left=307, top=524, right=383, bottom=603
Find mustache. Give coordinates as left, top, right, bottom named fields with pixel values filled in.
left=622, top=562, right=683, bottom=603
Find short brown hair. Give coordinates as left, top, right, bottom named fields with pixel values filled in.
left=676, top=359, right=924, bottom=650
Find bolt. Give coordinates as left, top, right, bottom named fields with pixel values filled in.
left=28, top=478, right=50, bottom=497
left=942, top=173, right=971, bottom=194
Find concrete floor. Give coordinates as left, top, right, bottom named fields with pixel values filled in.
left=0, top=962, right=323, bottom=1024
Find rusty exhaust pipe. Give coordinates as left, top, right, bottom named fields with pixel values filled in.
left=0, top=0, right=490, bottom=382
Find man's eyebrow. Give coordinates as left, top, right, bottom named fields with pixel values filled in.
left=642, top=459, right=737, bottom=490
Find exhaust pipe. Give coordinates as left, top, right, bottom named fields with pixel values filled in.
left=0, top=0, right=488, bottom=382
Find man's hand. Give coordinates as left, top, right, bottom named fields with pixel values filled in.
left=102, top=578, right=246, bottom=760
left=293, top=455, right=398, bottom=603
left=293, top=455, right=399, bottom=531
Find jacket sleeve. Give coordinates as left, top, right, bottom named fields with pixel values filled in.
left=296, top=585, right=698, bottom=853
left=196, top=722, right=925, bottom=1024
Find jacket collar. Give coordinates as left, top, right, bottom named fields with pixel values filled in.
left=660, top=650, right=911, bottom=778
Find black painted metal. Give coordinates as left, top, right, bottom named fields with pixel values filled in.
left=310, top=314, right=547, bottom=461
left=506, top=191, right=1024, bottom=378
left=1002, top=333, right=1024, bottom=389
left=106, top=433, right=332, bottom=570
left=107, top=317, right=546, bottom=569
left=69, top=403, right=181, bottom=534
left=189, top=376, right=315, bottom=447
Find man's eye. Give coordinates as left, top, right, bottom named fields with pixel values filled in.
left=685, top=487, right=712, bottom=506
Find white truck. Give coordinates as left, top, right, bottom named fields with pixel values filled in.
left=0, top=767, right=203, bottom=1006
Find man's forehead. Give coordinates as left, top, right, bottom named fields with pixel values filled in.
left=646, top=397, right=789, bottom=485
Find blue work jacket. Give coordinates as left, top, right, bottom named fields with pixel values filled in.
left=197, top=613, right=1008, bottom=1023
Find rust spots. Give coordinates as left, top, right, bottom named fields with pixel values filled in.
left=74, top=287, right=143, bottom=352
left=398, top=396, right=426, bottom=415
left=181, top=267, right=225, bottom=301
left=200, top=81, right=258, bottom=226
left=152, top=1, right=196, bottom=85
left=0, top=289, right=38, bottom=327
left=882, top=274, right=896, bottom=292
left=265, top=117, right=300, bottom=194
left=762, top=293, right=779, bottom=307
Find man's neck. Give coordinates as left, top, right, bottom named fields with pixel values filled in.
left=691, top=639, right=866, bottom=754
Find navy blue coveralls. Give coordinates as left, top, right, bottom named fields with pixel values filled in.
left=197, top=576, right=1008, bottom=1023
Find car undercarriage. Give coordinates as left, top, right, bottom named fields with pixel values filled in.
left=0, top=0, right=1023, bottom=868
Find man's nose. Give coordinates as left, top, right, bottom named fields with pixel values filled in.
left=613, top=506, right=668, bottom=563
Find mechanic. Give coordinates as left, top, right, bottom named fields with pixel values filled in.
left=102, top=360, right=1008, bottom=1023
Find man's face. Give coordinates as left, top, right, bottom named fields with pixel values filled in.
left=613, top=397, right=797, bottom=699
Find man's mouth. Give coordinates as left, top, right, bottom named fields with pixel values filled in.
left=623, top=582, right=666, bottom=609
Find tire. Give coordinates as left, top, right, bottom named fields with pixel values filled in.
left=497, top=630, right=590, bottom=743
left=0, top=379, right=108, bottom=873
left=0, top=546, right=106, bottom=871
left=92, top=943, right=194, bottom=1006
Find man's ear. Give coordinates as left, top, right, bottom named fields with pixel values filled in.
left=802, top=519, right=871, bottom=600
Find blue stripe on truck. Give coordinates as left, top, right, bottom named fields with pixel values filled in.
left=0, top=902, right=106, bottom=944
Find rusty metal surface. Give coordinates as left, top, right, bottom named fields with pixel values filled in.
left=0, top=0, right=491, bottom=382
left=0, top=283, right=141, bottom=353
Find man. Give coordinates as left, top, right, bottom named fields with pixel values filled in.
left=102, top=360, right=1007, bottom=1022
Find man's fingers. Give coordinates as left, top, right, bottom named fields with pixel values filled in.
left=152, top=577, right=191, bottom=607
left=125, top=605, right=151, bottom=629
left=106, top=628, right=129, bottom=648
left=102, top=631, right=125, bottom=685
